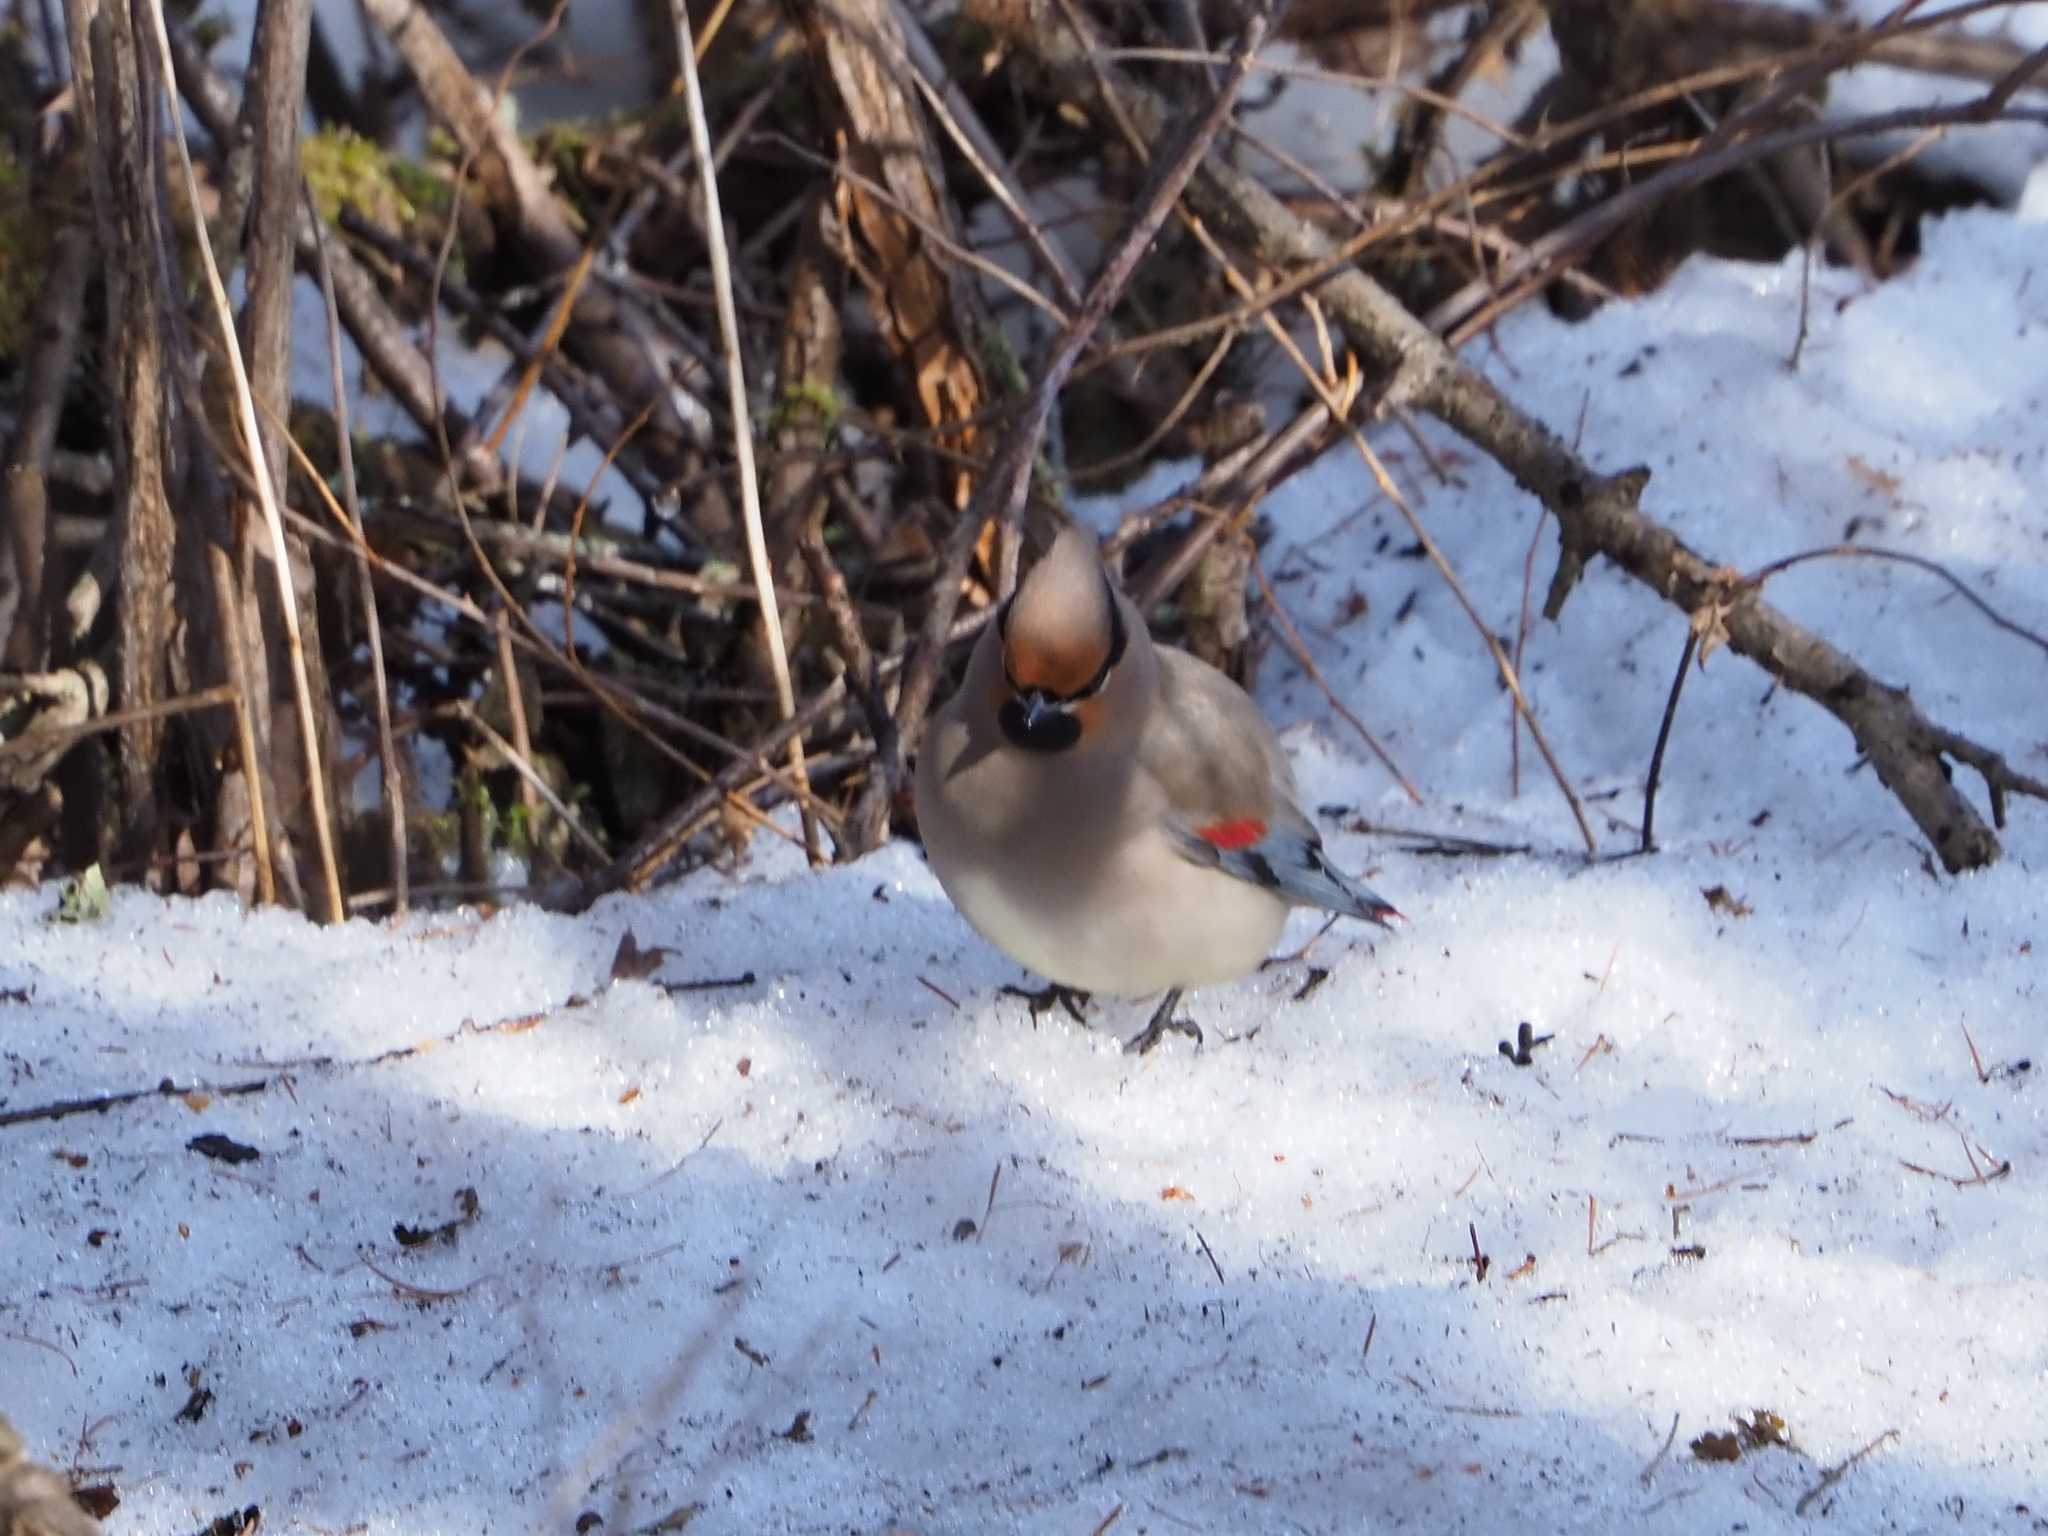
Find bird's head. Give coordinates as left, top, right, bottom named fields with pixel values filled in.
left=994, top=525, right=1131, bottom=754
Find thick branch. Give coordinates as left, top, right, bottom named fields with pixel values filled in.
left=67, top=0, right=177, bottom=860
left=979, top=0, right=2042, bottom=871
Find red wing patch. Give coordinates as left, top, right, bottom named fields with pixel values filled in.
left=1197, top=818, right=1267, bottom=851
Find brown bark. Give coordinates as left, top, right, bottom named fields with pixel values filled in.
left=1, top=221, right=90, bottom=671
left=766, top=195, right=844, bottom=566
left=238, top=0, right=344, bottom=899
left=792, top=0, right=989, bottom=512
left=65, top=0, right=178, bottom=866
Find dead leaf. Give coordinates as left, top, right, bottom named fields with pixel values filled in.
left=74, top=1483, right=121, bottom=1518
left=1701, top=885, right=1753, bottom=918
left=1691, top=1430, right=1741, bottom=1463
left=187, top=1134, right=259, bottom=1165
left=1736, top=1409, right=1792, bottom=1449
left=610, top=930, right=669, bottom=983
left=1846, top=454, right=1901, bottom=497
left=392, top=1187, right=481, bottom=1249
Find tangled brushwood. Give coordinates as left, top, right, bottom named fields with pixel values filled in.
left=0, top=0, right=2043, bottom=918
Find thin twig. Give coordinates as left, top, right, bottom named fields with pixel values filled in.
left=1510, top=504, right=1549, bottom=797
left=671, top=0, right=817, bottom=863
left=1641, top=628, right=1700, bottom=853
left=303, top=183, right=406, bottom=914
left=1794, top=1428, right=1898, bottom=1516
left=446, top=702, right=607, bottom=862
left=799, top=530, right=899, bottom=860
left=1247, top=546, right=1421, bottom=803
left=205, top=544, right=276, bottom=904
left=0, top=1074, right=268, bottom=1130
left=889, top=5, right=1278, bottom=782
left=1064, top=16, right=1588, bottom=847
left=1639, top=1412, right=1681, bottom=1487
left=0, top=684, right=239, bottom=766
left=494, top=614, right=539, bottom=832
left=1747, top=543, right=2048, bottom=661
left=1959, top=1020, right=1989, bottom=1084
left=1071, top=327, right=1242, bottom=485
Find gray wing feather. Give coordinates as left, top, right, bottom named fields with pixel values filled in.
left=1143, top=649, right=1396, bottom=926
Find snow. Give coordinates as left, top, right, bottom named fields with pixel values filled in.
left=8, top=142, right=2048, bottom=1536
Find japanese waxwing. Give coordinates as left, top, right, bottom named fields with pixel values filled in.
left=915, top=522, right=1398, bottom=1053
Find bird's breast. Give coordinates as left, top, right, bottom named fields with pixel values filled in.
left=917, top=726, right=1288, bottom=995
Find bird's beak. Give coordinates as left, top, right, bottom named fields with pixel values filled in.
left=1019, top=690, right=1059, bottom=732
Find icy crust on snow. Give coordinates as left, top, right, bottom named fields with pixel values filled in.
left=3, top=207, right=2046, bottom=1533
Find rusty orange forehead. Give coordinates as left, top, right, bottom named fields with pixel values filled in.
left=1004, top=627, right=1110, bottom=698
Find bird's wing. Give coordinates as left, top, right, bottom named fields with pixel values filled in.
left=1138, top=647, right=1295, bottom=821
left=1141, top=648, right=1397, bottom=926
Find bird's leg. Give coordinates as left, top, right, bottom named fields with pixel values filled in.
left=1000, top=980, right=1092, bottom=1024
left=1122, top=988, right=1203, bottom=1054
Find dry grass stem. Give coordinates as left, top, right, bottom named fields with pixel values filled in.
left=671, top=0, right=818, bottom=862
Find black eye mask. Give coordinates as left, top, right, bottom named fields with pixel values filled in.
left=995, top=575, right=1127, bottom=753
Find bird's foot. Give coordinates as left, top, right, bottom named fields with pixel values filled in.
left=1122, top=989, right=1202, bottom=1055
left=1000, top=981, right=1092, bottom=1025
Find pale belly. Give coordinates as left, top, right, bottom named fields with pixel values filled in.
left=933, top=835, right=1291, bottom=997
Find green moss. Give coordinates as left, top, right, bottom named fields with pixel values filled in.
left=770, top=377, right=842, bottom=435
left=186, top=11, right=234, bottom=51
left=501, top=800, right=534, bottom=860
left=458, top=768, right=500, bottom=838
left=301, top=127, right=447, bottom=229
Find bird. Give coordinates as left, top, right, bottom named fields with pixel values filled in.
left=915, top=522, right=1398, bottom=1053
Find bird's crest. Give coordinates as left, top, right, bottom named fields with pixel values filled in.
left=1000, top=527, right=1123, bottom=699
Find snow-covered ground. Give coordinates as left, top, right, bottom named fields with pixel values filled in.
left=7, top=129, right=2048, bottom=1536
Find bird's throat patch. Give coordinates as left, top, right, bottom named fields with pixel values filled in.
left=998, top=697, right=1081, bottom=753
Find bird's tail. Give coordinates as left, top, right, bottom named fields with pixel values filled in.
left=1173, top=819, right=1400, bottom=928
left=1274, top=841, right=1401, bottom=927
